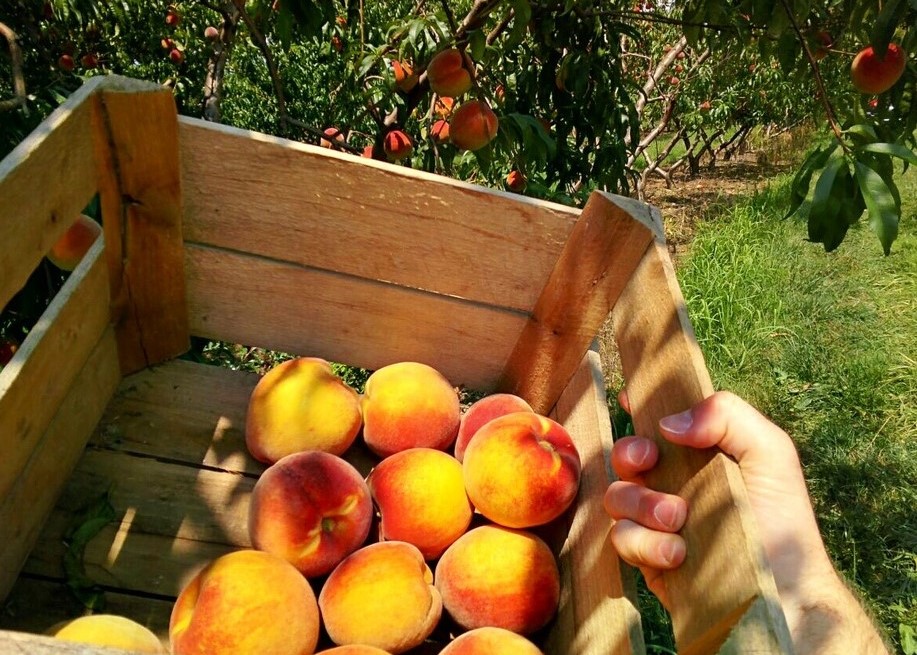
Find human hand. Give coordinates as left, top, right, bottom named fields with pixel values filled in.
left=603, top=390, right=889, bottom=653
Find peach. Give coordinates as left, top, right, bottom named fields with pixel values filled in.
left=392, top=60, right=418, bottom=93
left=52, top=615, right=164, bottom=653
left=505, top=171, right=526, bottom=192
left=462, top=412, right=580, bottom=528
left=319, top=647, right=392, bottom=654
left=450, top=101, right=499, bottom=151
left=361, top=361, right=460, bottom=457
left=170, top=549, right=320, bottom=655
left=434, top=96, right=455, bottom=117
left=851, top=43, right=906, bottom=94
left=319, top=541, right=441, bottom=653
left=321, top=127, right=346, bottom=148
left=426, top=49, right=474, bottom=97
left=367, top=448, right=472, bottom=559
left=435, top=525, right=560, bottom=635
left=249, top=450, right=372, bottom=578
left=245, top=357, right=362, bottom=463
left=454, top=394, right=533, bottom=462
left=431, top=119, right=450, bottom=144
left=384, top=130, right=414, bottom=161
left=48, top=213, right=102, bottom=271
left=439, top=627, right=544, bottom=654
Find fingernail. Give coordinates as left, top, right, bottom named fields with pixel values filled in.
left=627, top=439, right=652, bottom=467
left=653, top=502, right=679, bottom=530
left=659, top=539, right=682, bottom=567
left=659, top=409, right=693, bottom=436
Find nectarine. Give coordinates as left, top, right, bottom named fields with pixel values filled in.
left=851, top=43, right=906, bottom=94
left=319, top=541, right=441, bottom=653
left=450, top=101, right=499, bottom=151
left=47, top=214, right=102, bottom=271
left=435, top=525, right=560, bottom=635
left=170, top=549, right=320, bottom=655
left=245, top=357, right=362, bottom=463
left=249, top=450, right=373, bottom=578
left=361, top=361, right=460, bottom=457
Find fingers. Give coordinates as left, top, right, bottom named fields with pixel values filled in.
left=604, top=481, right=687, bottom=532
left=610, top=436, right=658, bottom=482
left=617, top=388, right=631, bottom=415
left=609, top=519, right=686, bottom=571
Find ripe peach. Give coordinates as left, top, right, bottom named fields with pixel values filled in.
left=58, top=53, right=75, bottom=72
left=439, top=627, right=544, bottom=654
left=245, top=357, right=362, bottom=463
left=81, top=53, right=99, bottom=68
left=431, top=119, right=450, bottom=144
left=505, top=171, right=526, bottom=193
left=812, top=30, right=833, bottom=61
left=450, top=101, right=499, bottom=151
left=362, top=144, right=375, bottom=158
left=361, top=362, right=460, bottom=457
left=319, top=647, right=392, bottom=654
left=384, top=130, right=413, bottom=161
left=165, top=9, right=181, bottom=27
left=851, top=43, right=906, bottom=94
left=321, top=127, right=346, bottom=148
left=0, top=340, right=18, bottom=367
left=435, top=525, right=560, bottom=635
left=204, top=25, right=220, bottom=40
left=434, top=96, right=455, bottom=117
left=170, top=549, right=320, bottom=655
left=48, top=213, right=102, bottom=271
left=319, top=541, right=441, bottom=653
left=427, top=49, right=474, bottom=97
left=367, top=448, right=472, bottom=559
left=169, top=48, right=184, bottom=65
left=454, top=394, right=533, bottom=462
left=462, top=412, right=581, bottom=528
left=392, top=60, right=418, bottom=93
left=249, top=451, right=373, bottom=578
left=52, top=615, right=164, bottom=653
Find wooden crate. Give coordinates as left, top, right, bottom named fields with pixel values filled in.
left=0, top=76, right=793, bottom=655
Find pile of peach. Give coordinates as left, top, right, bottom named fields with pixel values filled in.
left=172, top=358, right=583, bottom=655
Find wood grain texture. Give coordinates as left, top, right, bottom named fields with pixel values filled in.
left=0, top=577, right=172, bottom=649
left=549, top=350, right=645, bottom=655
left=500, top=192, right=656, bottom=414
left=178, top=117, right=578, bottom=312
left=0, top=328, right=120, bottom=602
left=184, top=243, right=527, bottom=391
left=0, top=78, right=100, bottom=311
left=0, top=238, right=109, bottom=503
left=91, top=78, right=189, bottom=375
left=610, top=238, right=793, bottom=654
left=0, top=629, right=165, bottom=655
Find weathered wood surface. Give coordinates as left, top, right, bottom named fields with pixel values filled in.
left=184, top=243, right=527, bottom=391
left=91, top=77, right=189, bottom=375
left=611, top=234, right=793, bottom=654
left=0, top=238, right=109, bottom=503
left=0, top=628, right=168, bottom=655
left=547, top=350, right=646, bottom=655
left=0, top=328, right=120, bottom=602
left=179, top=117, right=579, bottom=313
left=0, top=77, right=100, bottom=311
left=500, top=193, right=656, bottom=414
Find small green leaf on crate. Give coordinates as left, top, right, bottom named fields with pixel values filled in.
left=63, top=490, right=117, bottom=611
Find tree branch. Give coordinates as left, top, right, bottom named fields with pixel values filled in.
left=0, top=22, right=27, bottom=113
left=232, top=0, right=289, bottom=134
left=201, top=1, right=240, bottom=122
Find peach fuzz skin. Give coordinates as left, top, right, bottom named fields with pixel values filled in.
left=319, top=541, right=441, bottom=654
left=249, top=450, right=372, bottom=578
left=318, top=647, right=391, bottom=654
left=435, top=525, right=560, bottom=635
left=439, top=627, right=544, bottom=654
left=426, top=48, right=473, bottom=97
left=169, top=549, right=320, bottom=655
left=367, top=448, right=472, bottom=559
left=454, top=393, right=533, bottom=462
left=361, top=361, right=460, bottom=458
left=462, top=412, right=581, bottom=528
left=245, top=357, right=362, bottom=464
left=449, top=101, right=499, bottom=151
left=48, top=213, right=102, bottom=271
left=52, top=615, right=164, bottom=653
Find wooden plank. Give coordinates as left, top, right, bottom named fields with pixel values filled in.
left=0, top=77, right=102, bottom=311
left=0, top=628, right=167, bottom=655
left=0, top=328, right=120, bottom=602
left=0, top=238, right=110, bottom=503
left=185, top=243, right=527, bottom=391
left=90, top=77, right=189, bottom=375
left=549, top=350, right=645, bottom=655
left=23, top=509, right=233, bottom=599
left=499, top=193, right=656, bottom=414
left=0, top=577, right=172, bottom=649
left=610, top=238, right=793, bottom=654
left=91, top=359, right=262, bottom=475
left=178, top=117, right=578, bottom=313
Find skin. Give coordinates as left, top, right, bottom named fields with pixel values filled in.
left=604, top=390, right=891, bottom=654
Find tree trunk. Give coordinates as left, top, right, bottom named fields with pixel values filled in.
left=201, top=2, right=241, bottom=123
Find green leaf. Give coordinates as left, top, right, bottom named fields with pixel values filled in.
left=806, top=153, right=846, bottom=247
left=870, top=0, right=905, bottom=55
left=469, top=30, right=486, bottom=62
left=64, top=491, right=116, bottom=611
left=276, top=2, right=294, bottom=50
left=900, top=623, right=917, bottom=655
left=844, top=123, right=878, bottom=142
left=506, top=0, right=532, bottom=50
left=862, top=142, right=917, bottom=165
left=776, top=31, right=798, bottom=74
left=854, top=160, right=899, bottom=255
left=785, top=144, right=835, bottom=219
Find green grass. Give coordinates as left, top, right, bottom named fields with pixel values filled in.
left=646, top=169, right=917, bottom=652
